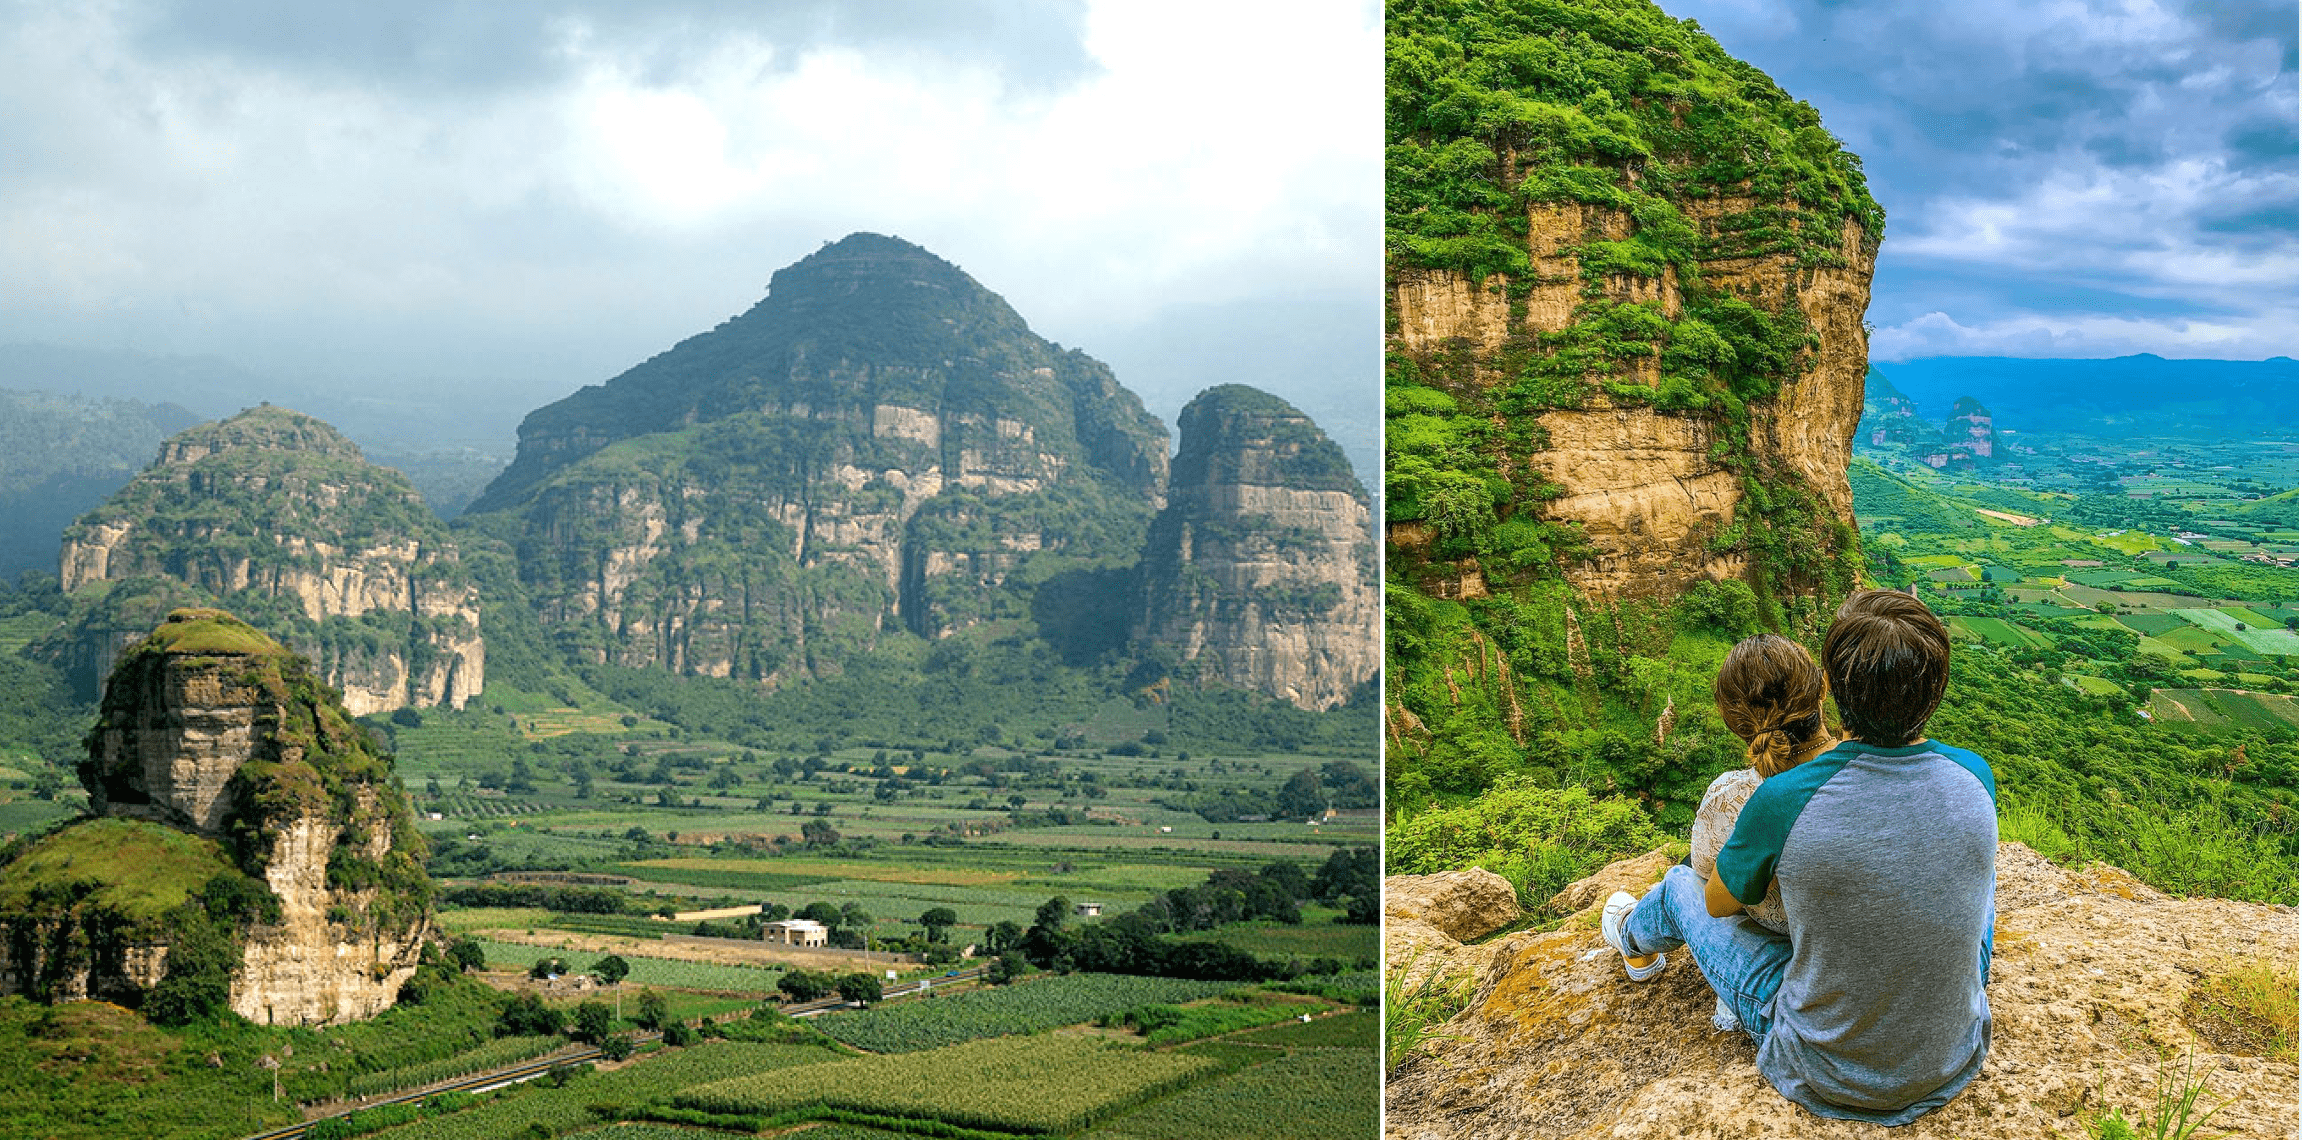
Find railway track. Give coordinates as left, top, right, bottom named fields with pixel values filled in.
left=240, top=965, right=989, bottom=1140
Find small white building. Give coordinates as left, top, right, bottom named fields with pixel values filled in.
left=1073, top=902, right=1103, bottom=917
left=762, top=918, right=829, bottom=947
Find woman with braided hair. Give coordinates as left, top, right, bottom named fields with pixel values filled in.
left=1688, top=632, right=1838, bottom=937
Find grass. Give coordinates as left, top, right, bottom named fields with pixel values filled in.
left=1383, top=957, right=1473, bottom=1073
left=2086, top=1048, right=2234, bottom=1140
left=1197, top=910, right=1378, bottom=961
left=0, top=817, right=237, bottom=924
left=2182, top=962, right=2298, bottom=1062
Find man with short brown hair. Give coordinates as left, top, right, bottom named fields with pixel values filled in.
left=1601, top=588, right=1995, bottom=1125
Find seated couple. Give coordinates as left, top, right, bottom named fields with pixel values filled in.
left=1600, top=589, right=1996, bottom=1125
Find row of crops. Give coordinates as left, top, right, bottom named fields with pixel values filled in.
left=1084, top=1048, right=1376, bottom=1140
left=464, top=939, right=785, bottom=993
left=361, top=1043, right=831, bottom=1140
left=675, top=1035, right=1220, bottom=1134
left=812, top=972, right=1244, bottom=1053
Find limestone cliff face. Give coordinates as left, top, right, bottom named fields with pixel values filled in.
left=1384, top=846, right=2298, bottom=1140
left=1386, top=0, right=1883, bottom=608
left=1944, top=396, right=1999, bottom=462
left=55, top=406, right=482, bottom=714
left=1388, top=196, right=1876, bottom=602
left=472, top=234, right=1169, bottom=679
left=1134, top=386, right=1377, bottom=710
left=1857, top=369, right=1943, bottom=451
left=2, top=609, right=436, bottom=1026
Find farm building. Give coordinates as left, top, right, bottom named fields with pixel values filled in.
left=1073, top=902, right=1103, bottom=917
left=763, top=918, right=829, bottom=946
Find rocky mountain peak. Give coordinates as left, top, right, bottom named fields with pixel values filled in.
left=156, top=404, right=364, bottom=467
left=1135, top=386, right=1377, bottom=711
left=1171, top=383, right=1365, bottom=493
left=51, top=407, right=483, bottom=715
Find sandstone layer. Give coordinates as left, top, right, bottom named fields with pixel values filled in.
left=55, top=405, right=482, bottom=713
left=1134, top=385, right=1377, bottom=710
left=1385, top=844, right=2298, bottom=1140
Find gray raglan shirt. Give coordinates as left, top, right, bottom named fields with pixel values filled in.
left=1715, top=739, right=1998, bottom=1125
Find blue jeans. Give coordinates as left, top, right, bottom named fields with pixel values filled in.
left=1622, top=865, right=1995, bottom=1041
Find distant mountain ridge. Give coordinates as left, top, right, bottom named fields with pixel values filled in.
left=1872, top=355, right=2298, bottom=438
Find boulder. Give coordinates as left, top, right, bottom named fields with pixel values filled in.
left=1387, top=867, right=1522, bottom=942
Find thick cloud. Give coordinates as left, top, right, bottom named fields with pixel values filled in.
left=0, top=0, right=1380, bottom=476
left=1673, top=0, right=2296, bottom=361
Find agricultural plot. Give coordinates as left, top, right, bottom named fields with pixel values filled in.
left=1944, top=617, right=2052, bottom=649
left=1230, top=1009, right=1377, bottom=1049
left=812, top=972, right=1243, bottom=1053
left=2064, top=675, right=2128, bottom=697
left=2175, top=608, right=2300, bottom=656
left=676, top=1034, right=1221, bottom=1133
left=1083, top=1048, right=1375, bottom=1140
left=463, top=939, right=785, bottom=993
left=365, top=1043, right=833, bottom=1140
left=1198, top=913, right=1377, bottom=962
left=2150, top=689, right=2300, bottom=732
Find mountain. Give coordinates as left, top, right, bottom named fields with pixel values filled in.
left=1135, top=385, right=1377, bottom=710
left=1871, top=355, right=2299, bottom=439
left=48, top=406, right=484, bottom=714
left=464, top=233, right=1170, bottom=681
left=1855, top=369, right=1942, bottom=452
left=0, top=608, right=432, bottom=1026
left=0, top=388, right=202, bottom=580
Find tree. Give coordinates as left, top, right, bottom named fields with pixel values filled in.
left=497, top=992, right=566, bottom=1037
left=918, top=907, right=958, bottom=942
left=836, top=973, right=883, bottom=1004
left=663, top=1020, right=699, bottom=1047
left=779, top=969, right=832, bottom=1002
left=634, top=988, right=669, bottom=1032
left=839, top=902, right=873, bottom=931
left=1034, top=896, right=1072, bottom=931
left=591, top=955, right=630, bottom=986
left=801, top=819, right=841, bottom=847
left=798, top=902, right=842, bottom=926
left=446, top=937, right=487, bottom=973
left=984, top=920, right=1024, bottom=953
left=598, top=1033, right=634, bottom=1061
left=529, top=956, right=570, bottom=980
left=988, top=951, right=1029, bottom=984
left=571, top=1001, right=614, bottom=1044
left=1276, top=767, right=1327, bottom=820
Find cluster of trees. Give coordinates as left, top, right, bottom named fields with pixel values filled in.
left=775, top=969, right=884, bottom=1005
left=1011, top=847, right=1378, bottom=982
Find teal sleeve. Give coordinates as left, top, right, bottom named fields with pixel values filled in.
left=1932, top=741, right=1997, bottom=805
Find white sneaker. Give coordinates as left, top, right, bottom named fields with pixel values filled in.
left=1599, top=890, right=1667, bottom=981
left=1711, top=995, right=1739, bottom=1032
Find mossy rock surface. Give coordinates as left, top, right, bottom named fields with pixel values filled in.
left=135, top=608, right=286, bottom=658
left=0, top=817, right=237, bottom=927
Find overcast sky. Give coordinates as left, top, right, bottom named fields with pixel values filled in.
left=1676, top=0, right=2298, bottom=362
left=0, top=0, right=2289, bottom=467
left=0, top=0, right=1382, bottom=466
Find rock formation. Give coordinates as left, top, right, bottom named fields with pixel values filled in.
left=1384, top=845, right=2298, bottom=1139
left=53, top=406, right=483, bottom=714
left=466, top=233, right=1169, bottom=680
left=1856, top=369, right=1942, bottom=452
left=1944, top=395, right=2000, bottom=463
left=1386, top=0, right=1881, bottom=605
left=0, top=609, right=433, bottom=1026
left=1133, top=385, right=1377, bottom=710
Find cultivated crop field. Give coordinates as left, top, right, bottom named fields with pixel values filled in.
left=364, top=1043, right=832, bottom=1140
left=813, top=972, right=1244, bottom=1053
left=676, top=1034, right=1220, bottom=1133
left=1230, top=1009, right=1378, bottom=1049
left=1084, top=1049, right=1375, bottom=1140
left=464, top=939, right=785, bottom=993
left=2176, top=608, right=2301, bottom=656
